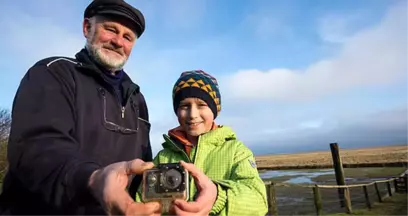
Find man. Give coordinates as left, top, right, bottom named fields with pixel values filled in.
left=0, top=0, right=161, bottom=215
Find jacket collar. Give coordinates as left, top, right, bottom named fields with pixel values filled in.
left=74, top=48, right=140, bottom=95
left=162, top=125, right=237, bottom=152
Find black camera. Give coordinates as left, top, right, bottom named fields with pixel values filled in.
left=142, top=162, right=189, bottom=202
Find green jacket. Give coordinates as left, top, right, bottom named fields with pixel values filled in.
left=135, top=126, right=268, bottom=216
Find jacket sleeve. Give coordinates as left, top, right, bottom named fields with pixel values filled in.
left=210, top=142, right=268, bottom=216
left=7, top=63, right=101, bottom=209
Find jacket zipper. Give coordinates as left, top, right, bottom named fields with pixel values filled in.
left=99, top=77, right=137, bottom=119
left=82, top=62, right=134, bottom=119
left=192, top=136, right=201, bottom=163
left=121, top=88, right=137, bottom=119
left=121, top=107, right=125, bottom=118
left=100, top=87, right=126, bottom=119
left=166, top=136, right=201, bottom=201
left=190, top=138, right=200, bottom=201
left=169, top=137, right=196, bottom=201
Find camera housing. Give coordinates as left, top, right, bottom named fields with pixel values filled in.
left=142, top=162, right=189, bottom=202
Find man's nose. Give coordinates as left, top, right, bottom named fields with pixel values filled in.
left=111, top=36, right=125, bottom=47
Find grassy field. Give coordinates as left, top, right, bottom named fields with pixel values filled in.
left=261, top=166, right=407, bottom=215
left=330, top=192, right=407, bottom=215
left=257, top=145, right=408, bottom=215
left=256, top=144, right=408, bottom=170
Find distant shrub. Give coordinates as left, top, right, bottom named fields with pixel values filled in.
left=0, top=108, right=11, bottom=185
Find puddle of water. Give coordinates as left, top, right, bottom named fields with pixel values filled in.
left=261, top=169, right=393, bottom=184
left=260, top=169, right=335, bottom=184
left=285, top=176, right=315, bottom=184
left=260, top=169, right=332, bottom=178
left=323, top=177, right=388, bottom=184
left=277, top=196, right=304, bottom=203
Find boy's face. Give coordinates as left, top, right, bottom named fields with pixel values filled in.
left=177, top=97, right=214, bottom=137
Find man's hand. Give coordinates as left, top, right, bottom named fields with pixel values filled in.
left=171, top=161, right=217, bottom=216
left=88, top=159, right=161, bottom=216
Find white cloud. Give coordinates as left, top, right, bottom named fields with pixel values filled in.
left=223, top=2, right=407, bottom=102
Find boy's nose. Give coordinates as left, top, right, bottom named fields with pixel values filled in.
left=189, top=107, right=199, bottom=119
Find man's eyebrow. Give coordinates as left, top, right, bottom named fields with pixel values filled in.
left=102, top=22, right=115, bottom=27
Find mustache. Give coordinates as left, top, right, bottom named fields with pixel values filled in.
left=103, top=45, right=125, bottom=56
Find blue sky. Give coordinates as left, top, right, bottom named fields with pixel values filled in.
left=0, top=0, right=406, bottom=155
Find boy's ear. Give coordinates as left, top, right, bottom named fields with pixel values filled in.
left=176, top=108, right=184, bottom=117
left=175, top=106, right=180, bottom=116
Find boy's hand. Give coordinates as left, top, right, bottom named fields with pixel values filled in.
left=171, top=161, right=217, bottom=216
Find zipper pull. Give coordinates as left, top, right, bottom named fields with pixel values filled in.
left=121, top=107, right=125, bottom=118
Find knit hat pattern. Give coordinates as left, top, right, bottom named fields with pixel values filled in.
left=172, top=70, right=221, bottom=118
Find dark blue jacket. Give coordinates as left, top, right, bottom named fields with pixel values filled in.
left=0, top=49, right=152, bottom=215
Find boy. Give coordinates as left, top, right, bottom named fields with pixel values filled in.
left=135, top=70, right=268, bottom=215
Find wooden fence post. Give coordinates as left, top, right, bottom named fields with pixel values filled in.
left=313, top=185, right=322, bottom=216
left=387, top=181, right=392, bottom=196
left=363, top=185, right=371, bottom=209
left=330, top=143, right=346, bottom=208
left=266, top=182, right=278, bottom=215
left=344, top=188, right=352, bottom=214
left=393, top=179, right=399, bottom=193
left=374, top=182, right=382, bottom=202
left=404, top=174, right=408, bottom=193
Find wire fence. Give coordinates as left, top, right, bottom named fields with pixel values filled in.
left=264, top=170, right=407, bottom=215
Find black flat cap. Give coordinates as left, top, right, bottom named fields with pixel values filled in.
left=84, top=0, right=145, bottom=37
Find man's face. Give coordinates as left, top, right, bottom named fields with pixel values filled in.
left=177, top=97, right=214, bottom=138
left=84, top=15, right=137, bottom=72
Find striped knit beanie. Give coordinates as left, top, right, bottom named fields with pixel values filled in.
left=172, top=70, right=221, bottom=119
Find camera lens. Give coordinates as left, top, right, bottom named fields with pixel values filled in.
left=162, top=168, right=182, bottom=189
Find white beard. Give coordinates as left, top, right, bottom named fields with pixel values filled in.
left=85, top=39, right=128, bottom=72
